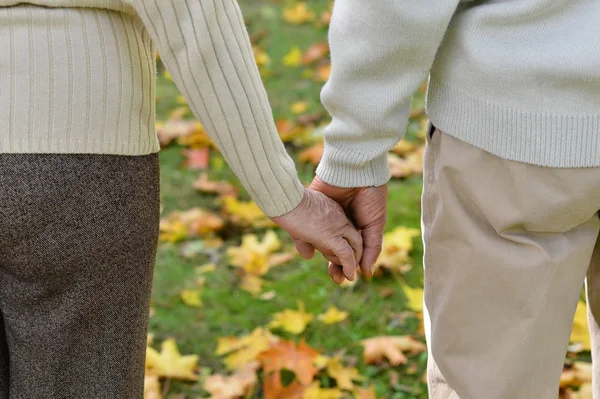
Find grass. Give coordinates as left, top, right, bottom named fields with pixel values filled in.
left=150, top=1, right=428, bottom=397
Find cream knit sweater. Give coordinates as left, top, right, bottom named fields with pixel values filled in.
left=2, top=0, right=600, bottom=216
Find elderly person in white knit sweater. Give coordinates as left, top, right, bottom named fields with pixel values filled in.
left=2, top=0, right=600, bottom=398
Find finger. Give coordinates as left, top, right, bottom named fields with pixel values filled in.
left=294, top=239, right=315, bottom=259
left=322, top=253, right=341, bottom=266
left=330, top=238, right=357, bottom=281
left=342, top=226, right=363, bottom=266
left=359, top=224, right=385, bottom=278
left=328, top=262, right=345, bottom=285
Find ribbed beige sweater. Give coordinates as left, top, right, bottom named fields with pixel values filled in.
left=0, top=0, right=304, bottom=217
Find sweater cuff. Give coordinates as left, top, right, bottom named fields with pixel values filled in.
left=254, top=175, right=305, bottom=218
left=316, top=144, right=391, bottom=188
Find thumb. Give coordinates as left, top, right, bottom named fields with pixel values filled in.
left=359, top=222, right=385, bottom=278
left=294, top=239, right=316, bottom=259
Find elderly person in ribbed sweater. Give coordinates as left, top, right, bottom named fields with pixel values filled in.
left=308, top=1, right=600, bottom=399
left=0, top=1, right=373, bottom=397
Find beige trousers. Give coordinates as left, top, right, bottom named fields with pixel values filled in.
left=422, top=126, right=600, bottom=399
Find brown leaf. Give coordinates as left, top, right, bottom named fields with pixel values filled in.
left=361, top=336, right=426, bottom=366
left=302, top=42, right=329, bottom=65
left=388, top=147, right=424, bottom=179
left=299, top=143, right=324, bottom=165
left=183, top=148, right=210, bottom=170
left=193, top=173, right=238, bottom=197
left=259, top=339, right=319, bottom=385
left=203, top=363, right=258, bottom=399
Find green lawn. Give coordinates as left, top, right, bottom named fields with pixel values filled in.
left=150, top=1, right=428, bottom=397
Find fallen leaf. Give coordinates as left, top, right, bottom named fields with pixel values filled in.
left=325, top=356, right=362, bottom=390
left=315, top=63, right=331, bottom=82
left=388, top=146, right=425, bottom=179
left=303, top=382, right=344, bottom=399
left=561, top=362, right=592, bottom=388
left=291, top=101, right=309, bottom=114
left=197, top=263, right=216, bottom=274
left=283, top=3, right=316, bottom=25
left=259, top=339, right=319, bottom=385
left=203, top=363, right=258, bottom=399
left=401, top=284, right=424, bottom=313
left=227, top=230, right=283, bottom=276
left=299, top=143, right=324, bottom=165
left=318, top=306, right=349, bottom=324
left=361, top=336, right=426, bottom=366
left=183, top=148, right=210, bottom=170
left=222, top=197, right=275, bottom=228
left=353, top=385, right=376, bottom=399
left=283, top=47, right=303, bottom=67
left=177, top=122, right=215, bottom=149
left=216, top=328, right=279, bottom=370
left=268, top=301, right=314, bottom=335
left=159, top=208, right=224, bottom=243
left=260, top=290, right=277, bottom=301
left=314, top=354, right=330, bottom=370
left=375, top=226, right=421, bottom=274
left=180, top=289, right=202, bottom=307
left=391, top=140, right=418, bottom=157
left=145, top=338, right=200, bottom=381
left=193, top=173, right=238, bottom=197
left=144, top=375, right=162, bottom=399
left=240, top=274, right=265, bottom=296
left=302, top=42, right=329, bottom=65
left=570, top=301, right=591, bottom=351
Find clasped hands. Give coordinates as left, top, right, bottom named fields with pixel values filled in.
left=272, top=177, right=387, bottom=284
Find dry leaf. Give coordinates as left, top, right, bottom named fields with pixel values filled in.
left=299, top=143, right=324, bottom=165
left=159, top=208, right=224, bottom=243
left=361, top=336, right=426, bottom=366
left=282, top=3, right=316, bottom=25
left=325, top=356, right=362, bottom=390
left=570, top=301, right=591, bottom=351
left=222, top=197, right=275, bottom=228
left=283, top=47, right=303, bottom=67
left=291, top=101, right=309, bottom=114
left=268, top=301, right=314, bottom=335
left=315, top=63, right=331, bottom=82
left=216, top=328, right=279, bottom=370
left=391, top=140, right=418, bottom=157
left=193, top=173, right=238, bottom=197
left=388, top=147, right=424, bottom=179
left=227, top=230, right=283, bottom=276
left=353, top=385, right=377, bottom=399
left=303, top=382, right=344, bottom=399
left=259, top=339, right=319, bottom=387
left=197, top=263, right=216, bottom=274
left=183, top=148, right=210, bottom=170
left=144, top=375, right=162, bottom=399
left=145, top=338, right=200, bottom=381
left=203, top=363, right=258, bottom=399
left=375, top=227, right=421, bottom=274
left=240, top=274, right=265, bottom=296
left=180, top=289, right=202, bottom=307
left=318, top=306, right=349, bottom=324
left=401, top=284, right=424, bottom=313
left=302, top=42, right=329, bottom=65
left=177, top=122, right=214, bottom=149
left=561, top=362, right=592, bottom=388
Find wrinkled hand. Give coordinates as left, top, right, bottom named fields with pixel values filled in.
left=305, top=177, right=388, bottom=284
left=271, top=188, right=363, bottom=281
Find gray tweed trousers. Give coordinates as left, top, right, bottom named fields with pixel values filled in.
left=0, top=153, right=161, bottom=399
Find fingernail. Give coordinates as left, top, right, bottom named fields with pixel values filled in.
left=369, top=263, right=376, bottom=276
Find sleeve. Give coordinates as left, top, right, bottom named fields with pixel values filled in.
left=316, top=0, right=460, bottom=188
left=132, top=0, right=305, bottom=217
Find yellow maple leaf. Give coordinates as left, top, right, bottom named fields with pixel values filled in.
left=145, top=338, right=200, bottom=381
left=283, top=2, right=316, bottom=25
left=240, top=274, right=265, bottom=296
left=318, top=306, right=349, bottom=324
left=222, top=196, right=274, bottom=228
left=303, top=382, right=344, bottom=399
left=268, top=301, right=314, bottom=335
left=570, top=300, right=591, bottom=351
left=314, top=354, right=330, bottom=370
left=401, top=284, right=424, bottom=313
left=227, top=230, right=282, bottom=276
left=216, top=328, right=279, bottom=370
left=360, top=336, right=426, bottom=366
left=283, top=47, right=303, bottom=67
left=375, top=226, right=421, bottom=274
left=353, top=385, right=377, bottom=399
left=291, top=101, right=309, bottom=114
left=144, top=375, right=162, bottom=399
left=180, top=289, right=202, bottom=308
left=560, top=361, right=592, bottom=388
left=325, top=356, right=363, bottom=391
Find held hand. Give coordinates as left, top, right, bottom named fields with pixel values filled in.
left=307, top=177, right=388, bottom=283
left=271, top=188, right=364, bottom=281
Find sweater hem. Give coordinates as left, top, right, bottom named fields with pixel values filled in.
left=426, top=81, right=600, bottom=168
left=0, top=138, right=161, bottom=156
